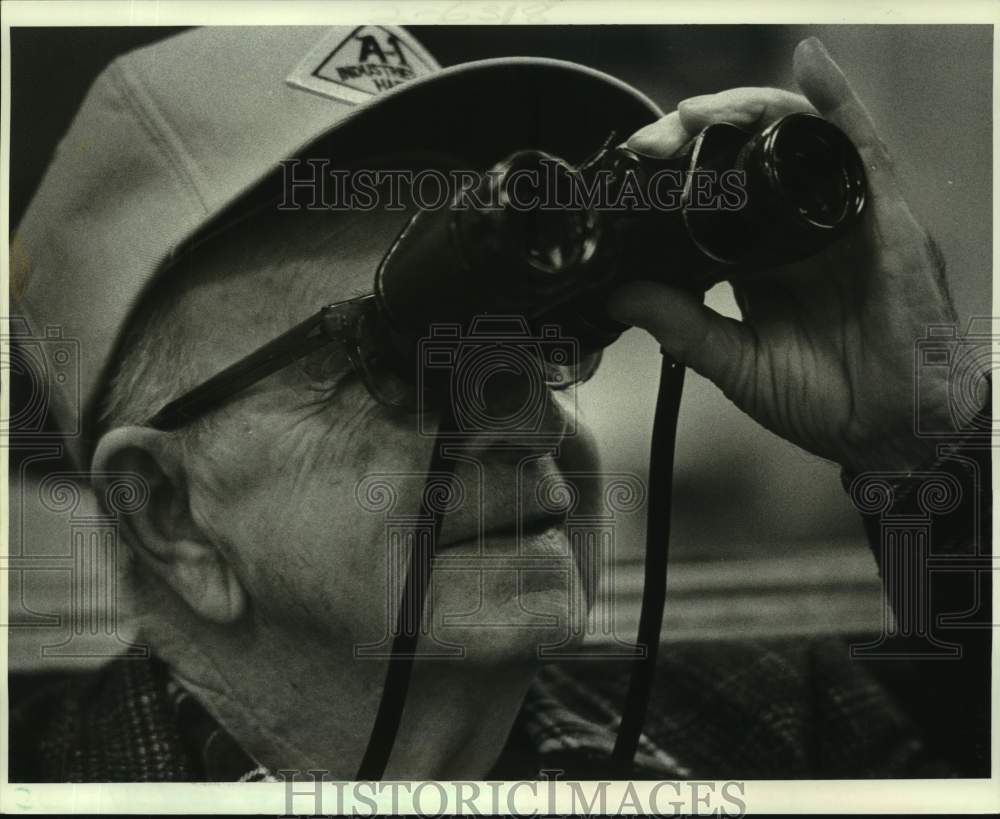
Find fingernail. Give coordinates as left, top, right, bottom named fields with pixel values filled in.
left=795, top=35, right=848, bottom=109
left=800, top=35, right=832, bottom=62
left=626, top=111, right=688, bottom=157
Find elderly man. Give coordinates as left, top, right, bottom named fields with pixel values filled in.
left=9, top=26, right=989, bottom=782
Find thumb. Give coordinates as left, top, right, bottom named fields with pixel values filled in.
left=608, top=281, right=754, bottom=400
left=793, top=37, right=905, bottom=210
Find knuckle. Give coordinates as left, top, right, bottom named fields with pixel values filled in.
left=774, top=88, right=814, bottom=111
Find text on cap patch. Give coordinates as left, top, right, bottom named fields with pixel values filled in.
left=287, top=26, right=435, bottom=105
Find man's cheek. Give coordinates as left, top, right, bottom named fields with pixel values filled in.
left=277, top=486, right=410, bottom=642
left=237, top=406, right=436, bottom=637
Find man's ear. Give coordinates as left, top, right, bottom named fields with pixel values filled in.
left=92, top=426, right=246, bottom=624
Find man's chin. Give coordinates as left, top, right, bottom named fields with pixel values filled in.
left=421, top=526, right=593, bottom=664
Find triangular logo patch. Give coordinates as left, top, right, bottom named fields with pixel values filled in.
left=287, top=26, right=436, bottom=105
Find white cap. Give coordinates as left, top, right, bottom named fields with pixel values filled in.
left=12, top=25, right=661, bottom=468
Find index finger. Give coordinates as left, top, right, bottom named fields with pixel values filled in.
left=626, top=88, right=814, bottom=158
left=677, top=86, right=816, bottom=132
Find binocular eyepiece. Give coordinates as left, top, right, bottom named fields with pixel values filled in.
left=376, top=112, right=867, bottom=354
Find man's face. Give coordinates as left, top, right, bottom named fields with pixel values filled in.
left=177, top=206, right=604, bottom=705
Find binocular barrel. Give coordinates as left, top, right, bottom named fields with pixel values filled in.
left=375, top=112, right=867, bottom=353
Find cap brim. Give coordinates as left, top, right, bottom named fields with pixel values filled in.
left=182, top=57, right=663, bottom=248
left=323, top=55, right=663, bottom=163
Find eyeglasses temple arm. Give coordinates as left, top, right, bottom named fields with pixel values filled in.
left=147, top=306, right=335, bottom=431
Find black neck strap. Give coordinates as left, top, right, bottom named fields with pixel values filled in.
left=613, top=355, right=685, bottom=768
left=355, top=411, right=458, bottom=780
left=356, top=357, right=685, bottom=779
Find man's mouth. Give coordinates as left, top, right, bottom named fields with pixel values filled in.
left=438, top=512, right=566, bottom=551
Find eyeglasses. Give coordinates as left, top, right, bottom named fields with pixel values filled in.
left=146, top=294, right=602, bottom=431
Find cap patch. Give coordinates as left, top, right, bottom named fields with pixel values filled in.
left=286, top=26, right=435, bottom=105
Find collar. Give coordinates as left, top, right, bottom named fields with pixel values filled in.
left=167, top=663, right=688, bottom=781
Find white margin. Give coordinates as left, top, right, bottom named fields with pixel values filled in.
left=0, top=0, right=997, bottom=815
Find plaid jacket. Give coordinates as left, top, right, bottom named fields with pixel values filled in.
left=10, top=439, right=989, bottom=781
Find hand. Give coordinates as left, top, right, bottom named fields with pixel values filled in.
left=610, top=37, right=971, bottom=474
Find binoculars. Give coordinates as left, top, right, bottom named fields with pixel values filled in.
left=376, top=112, right=867, bottom=355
